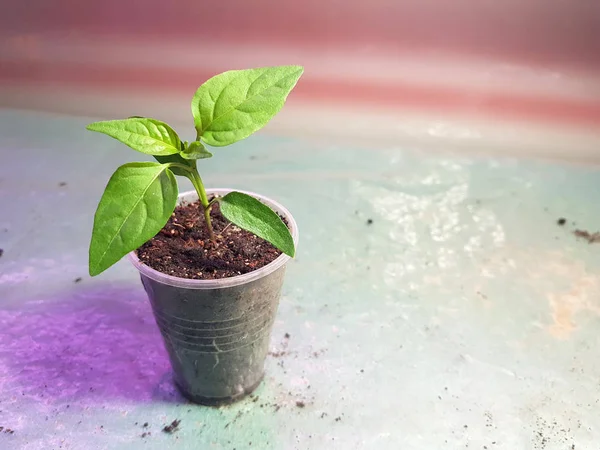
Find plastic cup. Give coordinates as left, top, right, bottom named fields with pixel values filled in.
left=128, top=189, right=298, bottom=405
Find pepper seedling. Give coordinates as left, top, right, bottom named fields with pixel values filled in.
left=87, top=65, right=303, bottom=276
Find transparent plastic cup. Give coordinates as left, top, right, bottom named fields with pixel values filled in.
left=128, top=189, right=298, bottom=405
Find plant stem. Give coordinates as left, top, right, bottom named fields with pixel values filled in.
left=189, top=170, right=215, bottom=241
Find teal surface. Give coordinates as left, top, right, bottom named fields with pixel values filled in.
left=1, top=109, right=600, bottom=449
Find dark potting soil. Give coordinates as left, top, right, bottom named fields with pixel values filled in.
left=137, top=198, right=284, bottom=280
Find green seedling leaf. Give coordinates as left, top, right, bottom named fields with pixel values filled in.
left=182, top=141, right=213, bottom=160
left=87, top=66, right=302, bottom=266
left=153, top=153, right=196, bottom=176
left=87, top=118, right=182, bottom=156
left=89, top=162, right=178, bottom=276
left=220, top=191, right=295, bottom=257
left=191, top=65, right=304, bottom=147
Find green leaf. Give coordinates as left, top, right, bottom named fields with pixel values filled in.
left=89, top=162, right=178, bottom=276
left=153, top=153, right=196, bottom=176
left=86, top=118, right=182, bottom=156
left=220, top=191, right=295, bottom=257
left=191, top=65, right=303, bottom=147
left=181, top=141, right=213, bottom=160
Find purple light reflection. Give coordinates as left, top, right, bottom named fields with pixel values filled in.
left=0, top=285, right=182, bottom=405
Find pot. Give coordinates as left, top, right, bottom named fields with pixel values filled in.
left=128, top=189, right=298, bottom=405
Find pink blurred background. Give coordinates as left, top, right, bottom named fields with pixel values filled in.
left=3, top=0, right=600, bottom=66
left=1, top=0, right=599, bottom=145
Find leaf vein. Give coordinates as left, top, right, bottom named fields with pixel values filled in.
left=205, top=70, right=300, bottom=134
left=93, top=166, right=166, bottom=272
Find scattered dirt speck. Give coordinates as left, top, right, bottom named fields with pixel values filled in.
left=366, top=218, right=373, bottom=225
left=284, top=332, right=290, bottom=339
left=162, top=419, right=180, bottom=434
left=58, top=182, right=67, bottom=187
left=73, top=277, right=82, bottom=283
left=0, top=249, right=3, bottom=258
left=142, top=422, right=148, bottom=428
left=573, top=229, right=600, bottom=244
left=224, top=411, right=243, bottom=429
left=296, top=401, right=305, bottom=408
left=557, top=218, right=566, bottom=226
left=311, top=349, right=327, bottom=358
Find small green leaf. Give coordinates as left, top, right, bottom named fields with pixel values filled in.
left=181, top=141, right=213, bottom=160
left=89, top=162, right=178, bottom=276
left=153, top=154, right=196, bottom=176
left=220, top=191, right=295, bottom=257
left=191, top=65, right=303, bottom=147
left=87, top=118, right=182, bottom=156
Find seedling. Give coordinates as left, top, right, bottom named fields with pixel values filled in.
left=87, top=66, right=303, bottom=276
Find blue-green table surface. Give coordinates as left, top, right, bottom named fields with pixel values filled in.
left=1, top=110, right=600, bottom=449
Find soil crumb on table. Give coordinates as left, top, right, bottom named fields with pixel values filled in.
left=162, top=419, right=181, bottom=434
left=137, top=198, right=284, bottom=280
left=573, top=229, right=600, bottom=244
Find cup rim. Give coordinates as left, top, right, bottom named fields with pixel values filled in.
left=128, top=188, right=298, bottom=289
